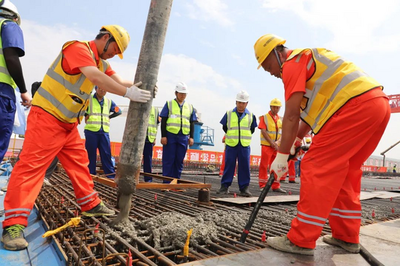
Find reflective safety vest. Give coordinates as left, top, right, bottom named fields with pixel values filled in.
left=0, top=19, right=17, bottom=89
left=166, top=100, right=193, bottom=135
left=285, top=48, right=382, bottom=134
left=147, top=106, right=159, bottom=143
left=84, top=95, right=111, bottom=132
left=225, top=110, right=253, bottom=147
left=260, top=113, right=282, bottom=146
left=32, top=41, right=109, bottom=123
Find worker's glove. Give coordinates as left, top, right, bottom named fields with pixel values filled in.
left=270, top=152, right=289, bottom=180
left=154, top=84, right=158, bottom=98
left=124, top=85, right=151, bottom=103
left=290, top=137, right=302, bottom=156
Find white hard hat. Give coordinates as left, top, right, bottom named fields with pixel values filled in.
left=175, top=82, right=188, bottom=93
left=0, top=0, right=20, bottom=25
left=236, top=90, right=249, bottom=102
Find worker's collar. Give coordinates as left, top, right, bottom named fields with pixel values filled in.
left=89, top=40, right=100, bottom=63
left=233, top=107, right=249, bottom=115
left=93, top=93, right=104, bottom=102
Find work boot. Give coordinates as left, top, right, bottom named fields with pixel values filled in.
left=239, top=186, right=252, bottom=197
left=289, top=180, right=297, bottom=184
left=322, top=235, right=360, bottom=253
left=267, top=235, right=314, bottom=256
left=216, top=185, right=230, bottom=194
left=82, top=201, right=115, bottom=217
left=272, top=188, right=287, bottom=193
left=1, top=224, right=28, bottom=251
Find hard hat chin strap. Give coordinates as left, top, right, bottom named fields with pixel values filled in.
left=274, top=48, right=282, bottom=68
left=102, top=34, right=115, bottom=54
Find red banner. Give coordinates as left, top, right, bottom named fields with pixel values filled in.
left=110, top=142, right=261, bottom=166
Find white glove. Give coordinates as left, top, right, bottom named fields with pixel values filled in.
left=154, top=84, right=158, bottom=98
left=124, top=85, right=151, bottom=103
left=290, top=137, right=302, bottom=155
left=270, top=152, right=289, bottom=180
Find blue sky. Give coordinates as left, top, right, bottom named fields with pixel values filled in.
left=13, top=0, right=400, bottom=160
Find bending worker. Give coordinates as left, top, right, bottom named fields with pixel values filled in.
left=0, top=0, right=31, bottom=163
left=254, top=34, right=390, bottom=255
left=2, top=25, right=151, bottom=251
left=258, top=98, right=286, bottom=192
left=85, top=86, right=121, bottom=179
left=143, top=106, right=160, bottom=182
left=160, top=82, right=196, bottom=181
left=217, top=90, right=257, bottom=197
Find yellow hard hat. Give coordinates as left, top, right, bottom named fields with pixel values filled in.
left=270, top=98, right=282, bottom=107
left=254, top=34, right=286, bottom=69
left=101, top=25, right=130, bottom=59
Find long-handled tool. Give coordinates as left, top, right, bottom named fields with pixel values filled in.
left=240, top=147, right=303, bottom=243
left=240, top=172, right=275, bottom=243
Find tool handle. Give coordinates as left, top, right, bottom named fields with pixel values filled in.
left=240, top=173, right=275, bottom=243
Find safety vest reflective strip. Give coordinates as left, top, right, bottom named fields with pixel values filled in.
left=32, top=41, right=108, bottom=123
left=225, top=110, right=253, bottom=147
left=0, top=19, right=17, bottom=89
left=147, top=106, right=159, bottom=143
left=286, top=48, right=382, bottom=134
left=166, top=100, right=192, bottom=135
left=4, top=208, right=31, bottom=220
left=260, top=113, right=282, bottom=146
left=85, top=96, right=111, bottom=132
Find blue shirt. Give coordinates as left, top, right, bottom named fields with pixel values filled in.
left=220, top=107, right=258, bottom=130
left=0, top=18, right=24, bottom=100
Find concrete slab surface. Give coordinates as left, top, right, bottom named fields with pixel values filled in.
left=211, top=191, right=400, bottom=205
left=180, top=219, right=400, bottom=266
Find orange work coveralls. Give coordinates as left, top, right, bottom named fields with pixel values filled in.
left=3, top=107, right=101, bottom=228
left=287, top=89, right=390, bottom=249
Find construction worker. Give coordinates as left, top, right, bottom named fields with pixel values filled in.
left=393, top=164, right=397, bottom=173
left=254, top=34, right=390, bottom=255
left=219, top=135, right=238, bottom=178
left=84, top=86, right=121, bottom=179
left=217, top=90, right=257, bottom=197
left=258, top=98, right=287, bottom=192
left=143, top=106, right=160, bottom=182
left=160, top=82, right=196, bottom=181
left=0, top=0, right=31, bottom=163
left=2, top=25, right=152, bottom=251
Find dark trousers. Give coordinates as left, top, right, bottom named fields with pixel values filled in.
left=162, top=132, right=188, bottom=181
left=84, top=130, right=115, bottom=179
left=0, top=95, right=15, bottom=162
left=221, top=144, right=251, bottom=190
left=143, top=141, right=154, bottom=182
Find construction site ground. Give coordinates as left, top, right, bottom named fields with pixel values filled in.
left=1, top=168, right=400, bottom=265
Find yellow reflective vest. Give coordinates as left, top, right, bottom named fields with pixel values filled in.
left=225, top=110, right=253, bottom=147
left=0, top=19, right=17, bottom=89
left=166, top=100, right=193, bottom=135
left=84, top=95, right=111, bottom=133
left=285, top=48, right=382, bottom=134
left=147, top=106, right=159, bottom=143
left=32, top=41, right=109, bottom=123
left=260, top=112, right=282, bottom=146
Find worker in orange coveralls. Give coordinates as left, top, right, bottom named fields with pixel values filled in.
left=2, top=25, right=152, bottom=251
left=254, top=34, right=390, bottom=256
left=258, top=98, right=287, bottom=192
